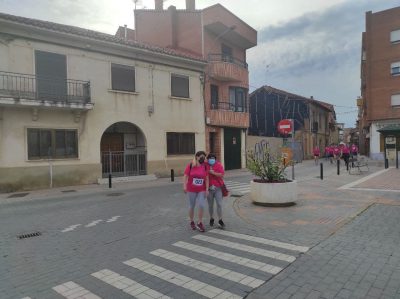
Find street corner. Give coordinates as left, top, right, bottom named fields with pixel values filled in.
left=231, top=187, right=376, bottom=246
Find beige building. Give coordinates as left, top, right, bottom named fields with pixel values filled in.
left=0, top=13, right=207, bottom=191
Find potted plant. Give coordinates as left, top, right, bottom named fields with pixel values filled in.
left=247, top=147, right=297, bottom=206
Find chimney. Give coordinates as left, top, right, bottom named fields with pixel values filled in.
left=168, top=5, right=177, bottom=47
left=124, top=24, right=127, bottom=40
left=186, top=0, right=195, bottom=11
left=155, top=0, right=163, bottom=10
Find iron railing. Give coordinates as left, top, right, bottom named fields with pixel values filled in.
left=208, top=54, right=248, bottom=69
left=211, top=101, right=247, bottom=112
left=0, top=71, right=91, bottom=104
left=101, top=151, right=147, bottom=177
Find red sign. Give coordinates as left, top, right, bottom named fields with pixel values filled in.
left=278, top=119, right=293, bottom=135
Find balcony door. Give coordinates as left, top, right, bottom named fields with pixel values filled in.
left=229, top=87, right=247, bottom=112
left=35, top=50, right=67, bottom=101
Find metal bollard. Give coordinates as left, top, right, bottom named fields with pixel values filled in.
left=346, top=160, right=349, bottom=171
left=108, top=173, right=112, bottom=188
left=292, top=163, right=295, bottom=180
left=320, top=163, right=323, bottom=180
left=337, top=159, right=340, bottom=175
left=171, top=169, right=175, bottom=182
left=385, top=159, right=389, bottom=169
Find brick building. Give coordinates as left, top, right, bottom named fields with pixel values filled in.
left=249, top=86, right=337, bottom=159
left=359, top=6, right=400, bottom=160
left=122, top=0, right=257, bottom=169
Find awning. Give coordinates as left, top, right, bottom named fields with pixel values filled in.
left=377, top=124, right=400, bottom=135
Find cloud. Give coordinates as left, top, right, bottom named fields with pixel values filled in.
left=248, top=0, right=400, bottom=126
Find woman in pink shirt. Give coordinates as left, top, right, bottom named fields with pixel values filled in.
left=341, top=144, right=350, bottom=167
left=351, top=144, right=358, bottom=157
left=333, top=146, right=341, bottom=161
left=183, top=151, right=209, bottom=232
left=328, top=145, right=335, bottom=164
left=206, top=153, right=226, bottom=228
left=313, top=146, right=320, bottom=165
left=324, top=146, right=331, bottom=161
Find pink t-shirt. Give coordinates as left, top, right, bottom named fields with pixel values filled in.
left=328, top=147, right=334, bottom=155
left=313, top=147, right=320, bottom=156
left=325, top=146, right=331, bottom=154
left=351, top=145, right=358, bottom=153
left=207, top=162, right=225, bottom=187
left=342, top=146, right=350, bottom=154
left=333, top=147, right=340, bottom=155
left=184, top=163, right=207, bottom=193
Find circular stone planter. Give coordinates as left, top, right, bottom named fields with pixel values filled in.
left=250, top=180, right=297, bottom=206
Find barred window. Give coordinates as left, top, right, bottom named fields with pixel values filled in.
left=167, top=132, right=195, bottom=155
left=27, top=129, right=78, bottom=160
left=111, top=63, right=135, bottom=92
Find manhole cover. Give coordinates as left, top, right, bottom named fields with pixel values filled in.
left=61, top=190, right=76, bottom=193
left=7, top=193, right=29, bottom=198
left=107, top=193, right=124, bottom=197
left=17, top=232, right=42, bottom=239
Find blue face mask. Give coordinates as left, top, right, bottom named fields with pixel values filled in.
left=208, top=158, right=216, bottom=165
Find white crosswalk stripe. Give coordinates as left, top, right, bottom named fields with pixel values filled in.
left=193, top=235, right=296, bottom=262
left=53, top=281, right=101, bottom=299
left=41, top=230, right=307, bottom=299
left=172, top=241, right=283, bottom=274
left=150, top=249, right=264, bottom=288
left=85, top=219, right=103, bottom=227
left=91, top=269, right=171, bottom=298
left=209, top=229, right=310, bottom=253
left=124, top=258, right=241, bottom=299
left=61, top=224, right=81, bottom=233
left=224, top=180, right=250, bottom=195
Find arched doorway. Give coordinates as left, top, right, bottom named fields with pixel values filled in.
left=100, top=122, right=147, bottom=177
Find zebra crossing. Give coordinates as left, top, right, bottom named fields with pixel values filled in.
left=224, top=180, right=251, bottom=196
left=25, top=230, right=309, bottom=299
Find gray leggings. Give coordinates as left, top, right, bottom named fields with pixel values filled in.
left=187, top=192, right=206, bottom=210
left=207, top=187, right=223, bottom=219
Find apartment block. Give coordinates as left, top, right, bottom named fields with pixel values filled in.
left=359, top=6, right=400, bottom=160
left=125, top=0, right=257, bottom=170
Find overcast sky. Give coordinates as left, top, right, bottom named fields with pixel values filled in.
left=0, top=0, right=399, bottom=127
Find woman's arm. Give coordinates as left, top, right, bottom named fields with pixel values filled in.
left=183, top=175, right=188, bottom=193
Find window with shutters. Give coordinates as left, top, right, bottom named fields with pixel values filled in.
left=111, top=63, right=135, bottom=92
left=166, top=132, right=195, bottom=155
left=27, top=128, right=78, bottom=160
left=391, top=62, right=400, bottom=76
left=390, top=29, right=400, bottom=43
left=391, top=94, right=400, bottom=107
left=35, top=50, right=67, bottom=100
left=171, top=74, right=189, bottom=98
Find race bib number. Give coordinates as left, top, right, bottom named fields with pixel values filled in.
left=192, top=178, right=204, bottom=186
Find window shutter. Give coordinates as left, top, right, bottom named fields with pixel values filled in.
left=171, top=74, right=189, bottom=98
left=391, top=94, right=400, bottom=106
left=111, top=64, right=135, bottom=92
left=391, top=62, right=400, bottom=75
left=390, top=29, right=400, bottom=43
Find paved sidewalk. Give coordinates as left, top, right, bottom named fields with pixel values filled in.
left=352, top=168, right=400, bottom=191
left=247, top=204, right=400, bottom=299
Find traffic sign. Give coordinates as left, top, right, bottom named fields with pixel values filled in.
left=277, top=119, right=293, bottom=135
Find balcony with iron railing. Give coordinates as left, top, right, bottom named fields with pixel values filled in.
left=207, top=54, right=249, bottom=84
left=208, top=100, right=249, bottom=128
left=0, top=71, right=93, bottom=110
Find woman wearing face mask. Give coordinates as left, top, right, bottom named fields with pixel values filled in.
left=183, top=151, right=209, bottom=232
left=206, top=153, right=225, bottom=228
